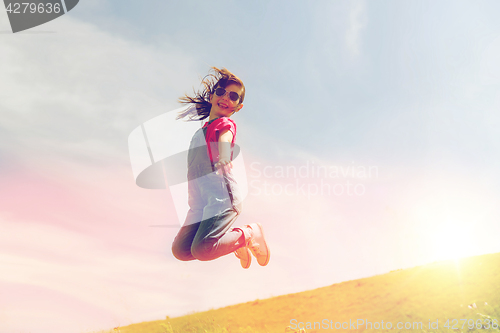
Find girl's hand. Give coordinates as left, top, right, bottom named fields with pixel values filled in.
left=215, top=159, right=233, bottom=175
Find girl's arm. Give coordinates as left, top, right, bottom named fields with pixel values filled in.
left=215, top=129, right=233, bottom=174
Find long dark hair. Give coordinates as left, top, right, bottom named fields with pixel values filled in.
left=177, top=67, right=245, bottom=121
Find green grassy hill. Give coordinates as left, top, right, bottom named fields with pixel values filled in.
left=114, top=252, right=500, bottom=333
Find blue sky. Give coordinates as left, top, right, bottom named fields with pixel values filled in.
left=69, top=0, right=500, bottom=162
left=1, top=1, right=500, bottom=332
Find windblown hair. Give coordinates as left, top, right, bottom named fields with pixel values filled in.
left=177, top=67, right=245, bottom=121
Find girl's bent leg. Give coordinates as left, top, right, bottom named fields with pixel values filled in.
left=171, top=222, right=200, bottom=261
left=172, top=171, right=205, bottom=261
left=190, top=209, right=245, bottom=261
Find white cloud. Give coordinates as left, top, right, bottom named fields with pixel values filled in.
left=345, top=1, right=367, bottom=57
left=1, top=211, right=261, bottom=332
left=307, top=1, right=367, bottom=70
left=0, top=15, right=198, bottom=165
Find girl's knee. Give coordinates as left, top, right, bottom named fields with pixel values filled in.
left=172, top=243, right=195, bottom=261
left=191, top=238, right=217, bottom=261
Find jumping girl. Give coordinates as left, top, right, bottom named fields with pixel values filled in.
left=171, top=67, right=269, bottom=269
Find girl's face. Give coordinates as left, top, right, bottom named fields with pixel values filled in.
left=209, top=83, right=244, bottom=120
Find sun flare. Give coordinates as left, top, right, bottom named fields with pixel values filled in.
left=412, top=193, right=484, bottom=263
left=429, top=220, right=473, bottom=262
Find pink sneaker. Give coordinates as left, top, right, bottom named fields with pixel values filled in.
left=246, top=223, right=270, bottom=266
left=234, top=246, right=251, bottom=269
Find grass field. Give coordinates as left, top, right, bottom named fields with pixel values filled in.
left=105, top=252, right=500, bottom=333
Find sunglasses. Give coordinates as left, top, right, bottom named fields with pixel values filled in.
left=214, top=87, right=240, bottom=102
